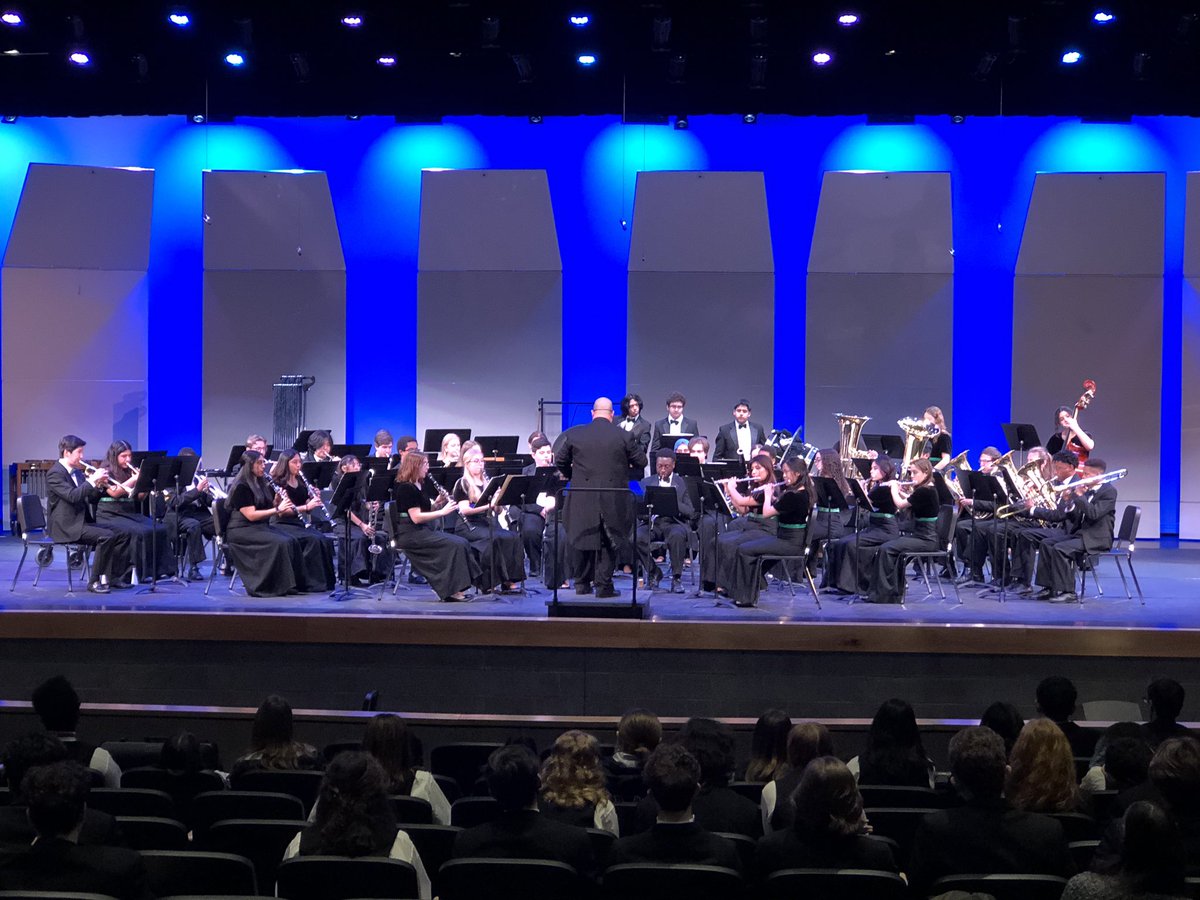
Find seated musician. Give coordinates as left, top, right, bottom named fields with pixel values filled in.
left=867, top=459, right=940, bottom=604
left=175, top=448, right=216, bottom=582
left=706, top=454, right=777, bottom=595
left=396, top=435, right=420, bottom=456
left=437, top=433, right=462, bottom=467
left=45, top=435, right=132, bottom=594
left=959, top=446, right=1051, bottom=589
left=334, top=455, right=392, bottom=586
left=452, top=441, right=524, bottom=594
left=714, top=399, right=767, bottom=463
left=649, top=392, right=700, bottom=453
left=688, top=436, right=710, bottom=463
left=304, top=430, right=336, bottom=463
left=268, top=450, right=336, bottom=591
left=637, top=452, right=695, bottom=594
left=825, top=457, right=902, bottom=595
left=1046, top=406, right=1095, bottom=459
left=808, top=449, right=852, bottom=583
left=95, top=440, right=174, bottom=582
left=1010, top=450, right=1082, bottom=593
left=1030, top=458, right=1117, bottom=603
left=951, top=446, right=1001, bottom=585
left=372, top=430, right=394, bottom=459
left=512, top=437, right=563, bottom=580
left=727, top=457, right=813, bottom=607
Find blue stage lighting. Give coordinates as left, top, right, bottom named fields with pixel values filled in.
left=68, top=51, right=90, bottom=66
left=224, top=51, right=245, bottom=67
left=1, top=12, right=21, bottom=25
left=1061, top=49, right=1082, bottom=64
left=168, top=13, right=190, bottom=27
left=577, top=53, right=597, bottom=66
left=812, top=51, right=832, bottom=66
left=376, top=55, right=396, bottom=66
left=569, top=15, right=590, bottom=27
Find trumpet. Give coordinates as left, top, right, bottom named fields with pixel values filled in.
left=191, top=462, right=228, bottom=501
left=114, top=463, right=140, bottom=496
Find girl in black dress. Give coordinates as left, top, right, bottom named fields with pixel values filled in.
left=728, top=457, right=814, bottom=607
left=924, top=406, right=952, bottom=471
left=808, top=449, right=850, bottom=583
left=452, top=441, right=524, bottom=593
left=270, top=450, right=336, bottom=592
left=391, top=451, right=479, bottom=602
left=867, top=458, right=941, bottom=604
left=95, top=440, right=174, bottom=581
left=224, top=450, right=303, bottom=597
left=824, top=456, right=901, bottom=595
left=702, top=453, right=775, bottom=593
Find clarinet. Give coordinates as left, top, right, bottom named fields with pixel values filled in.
left=424, top=476, right=455, bottom=508
left=299, top=470, right=330, bottom=518
left=269, top=479, right=310, bottom=528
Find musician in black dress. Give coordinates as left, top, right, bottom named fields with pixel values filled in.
left=269, top=450, right=336, bottom=591
left=710, top=454, right=777, bottom=594
left=867, top=458, right=940, bottom=604
left=825, top=456, right=902, bottom=595
left=452, top=441, right=524, bottom=593
left=175, top=448, right=215, bottom=581
left=809, top=449, right=851, bottom=582
left=1046, top=406, right=1095, bottom=459
left=94, top=441, right=174, bottom=581
left=391, top=451, right=479, bottom=602
left=728, top=456, right=814, bottom=607
left=924, top=406, right=952, bottom=471
left=224, top=450, right=303, bottom=597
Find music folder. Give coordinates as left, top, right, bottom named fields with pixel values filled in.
left=642, top=485, right=681, bottom=520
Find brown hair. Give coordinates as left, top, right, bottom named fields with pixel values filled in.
left=395, top=450, right=427, bottom=484
left=617, top=709, right=662, bottom=760
left=1006, top=718, right=1080, bottom=813
left=793, top=756, right=866, bottom=837
left=539, top=730, right=610, bottom=809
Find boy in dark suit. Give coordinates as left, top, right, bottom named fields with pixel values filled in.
left=713, top=399, right=768, bottom=463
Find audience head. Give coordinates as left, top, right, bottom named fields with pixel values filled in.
left=678, top=718, right=736, bottom=788
left=792, top=757, right=866, bottom=837
left=786, top=722, right=834, bottom=773
left=1105, top=735, right=1154, bottom=793
left=866, top=698, right=923, bottom=754
left=643, top=743, right=701, bottom=814
left=979, top=701, right=1025, bottom=756
left=948, top=726, right=1008, bottom=802
left=486, top=744, right=542, bottom=812
left=1006, top=718, right=1079, bottom=813
left=746, top=709, right=792, bottom=782
left=23, top=760, right=90, bottom=839
left=31, top=675, right=82, bottom=733
left=1149, top=737, right=1200, bottom=813
left=160, top=731, right=203, bottom=774
left=363, top=714, right=421, bottom=793
left=312, top=752, right=397, bottom=857
left=1035, top=675, right=1078, bottom=722
left=2, top=732, right=70, bottom=801
left=616, top=709, right=662, bottom=761
left=539, top=730, right=609, bottom=809
left=250, top=694, right=295, bottom=751
left=1147, top=677, right=1185, bottom=724
left=1117, top=801, right=1186, bottom=896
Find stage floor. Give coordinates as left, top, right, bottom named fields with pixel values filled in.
left=0, top=534, right=1194, bottom=630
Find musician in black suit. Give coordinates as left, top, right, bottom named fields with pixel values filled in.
left=636, top=453, right=695, bottom=593
left=713, top=399, right=768, bottom=462
left=45, top=434, right=131, bottom=594
left=649, top=391, right=700, bottom=453
left=554, top=397, right=647, bottom=599
left=1032, top=457, right=1118, bottom=602
left=619, top=393, right=652, bottom=464
left=174, top=448, right=215, bottom=581
left=514, top=438, right=573, bottom=582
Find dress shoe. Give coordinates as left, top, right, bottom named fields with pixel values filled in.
left=408, top=572, right=428, bottom=585
left=595, top=585, right=621, bottom=599
left=1017, top=584, right=1038, bottom=596
left=87, top=581, right=110, bottom=595
left=733, top=599, right=756, bottom=608
left=647, top=567, right=663, bottom=590
left=109, top=580, right=132, bottom=590
left=1049, top=591, right=1078, bottom=603
left=954, top=573, right=980, bottom=586
left=670, top=576, right=682, bottom=593
left=442, top=591, right=469, bottom=602
left=575, top=582, right=594, bottom=595
left=1033, top=588, right=1055, bottom=601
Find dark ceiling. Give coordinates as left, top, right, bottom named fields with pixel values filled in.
left=2, top=1, right=1199, bottom=121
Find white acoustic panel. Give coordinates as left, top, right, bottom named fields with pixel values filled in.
left=1186, top=174, right=1200, bottom=278
left=203, top=170, right=345, bottom=272
left=1182, top=175, right=1200, bottom=537
left=809, top=172, right=953, bottom=275
left=628, top=171, right=773, bottom=273
left=1016, top=173, right=1164, bottom=276
left=418, top=170, right=561, bottom=272
left=3, top=163, right=154, bottom=271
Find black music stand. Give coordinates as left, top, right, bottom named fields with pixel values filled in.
left=864, top=434, right=905, bottom=459
left=130, top=457, right=186, bottom=592
left=488, top=475, right=534, bottom=596
left=224, top=444, right=273, bottom=476
left=423, top=428, right=472, bottom=452
left=362, top=457, right=391, bottom=477
left=362, top=469, right=396, bottom=600
left=518, top=468, right=562, bottom=591
left=690, top=480, right=735, bottom=602
left=967, top=470, right=1013, bottom=602
left=329, top=470, right=372, bottom=602
left=812, top=476, right=849, bottom=583
left=476, top=435, right=519, bottom=458
left=548, top=485, right=646, bottom=619
left=131, top=450, right=167, bottom=469
left=641, top=486, right=682, bottom=591
left=843, top=477, right=876, bottom=602
left=673, top=454, right=702, bottom=477
left=302, top=461, right=337, bottom=491
left=332, top=443, right=370, bottom=460
left=1002, top=423, right=1041, bottom=466
left=931, top=471, right=956, bottom=506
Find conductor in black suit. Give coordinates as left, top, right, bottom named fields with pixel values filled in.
left=713, top=399, right=768, bottom=462
left=45, top=434, right=132, bottom=594
left=555, top=397, right=647, bottom=599
left=649, top=392, right=700, bottom=453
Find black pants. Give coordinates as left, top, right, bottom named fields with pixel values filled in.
left=576, top=516, right=628, bottom=590
left=1035, top=534, right=1087, bottom=593
left=637, top=518, right=690, bottom=578
left=78, top=523, right=132, bottom=584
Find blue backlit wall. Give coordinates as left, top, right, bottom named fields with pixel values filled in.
left=0, top=114, right=1190, bottom=533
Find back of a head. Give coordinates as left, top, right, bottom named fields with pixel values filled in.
left=1120, top=800, right=1186, bottom=895
left=793, top=756, right=865, bottom=838
left=747, top=709, right=792, bottom=780
left=643, top=743, right=701, bottom=814
left=617, top=709, right=662, bottom=760
left=363, top=714, right=417, bottom=790
left=23, top=760, right=90, bottom=839
left=31, top=675, right=81, bottom=732
left=679, top=717, right=736, bottom=787
left=786, top=722, right=834, bottom=771
left=313, top=752, right=396, bottom=857
left=540, top=730, right=607, bottom=808
left=1036, top=676, right=1077, bottom=721
left=949, top=726, right=1007, bottom=801
left=979, top=701, right=1025, bottom=756
left=486, top=744, right=541, bottom=812
left=1006, top=718, right=1079, bottom=813
left=1149, top=737, right=1200, bottom=813
left=251, top=694, right=295, bottom=750
left=161, top=731, right=203, bottom=774
left=1148, top=678, right=1186, bottom=723
left=1105, top=736, right=1153, bottom=792
left=867, top=699, right=921, bottom=752
left=2, top=731, right=70, bottom=800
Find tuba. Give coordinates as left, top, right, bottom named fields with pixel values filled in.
left=835, top=413, right=871, bottom=479
left=897, top=417, right=938, bottom=471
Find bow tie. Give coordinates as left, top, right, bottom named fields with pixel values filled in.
left=737, top=423, right=748, bottom=430
left=670, top=420, right=679, bottom=427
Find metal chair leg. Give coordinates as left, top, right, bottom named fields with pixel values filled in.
left=1127, top=556, right=1144, bottom=603
left=1112, top=557, right=1131, bottom=600
left=11, top=541, right=29, bottom=591
left=64, top=546, right=75, bottom=593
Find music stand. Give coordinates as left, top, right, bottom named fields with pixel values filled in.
left=423, top=428, right=472, bottom=452
left=329, top=470, right=372, bottom=602
left=852, top=458, right=873, bottom=480
left=131, top=457, right=185, bottom=592
left=968, top=470, right=1014, bottom=602
left=301, top=461, right=337, bottom=490
left=131, top=450, right=167, bottom=469
left=224, top=444, right=274, bottom=475
left=362, top=469, right=396, bottom=600
left=812, top=476, right=848, bottom=584
left=843, top=477, right=876, bottom=602
left=476, top=435, right=519, bottom=458
left=931, top=471, right=956, bottom=505
left=673, top=454, right=702, bottom=477
left=1002, top=423, right=1041, bottom=466
left=331, top=443, right=370, bottom=460
left=362, top=457, right=391, bottom=477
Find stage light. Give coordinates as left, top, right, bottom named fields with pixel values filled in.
left=1061, top=49, right=1082, bottom=64
left=673, top=115, right=688, bottom=130
left=341, top=15, right=362, bottom=27
left=1, top=115, right=17, bottom=123
left=224, top=51, right=245, bottom=66
left=190, top=113, right=206, bottom=124
left=742, top=113, right=757, bottom=124
left=569, top=15, right=590, bottom=27
left=838, top=13, right=860, bottom=26
left=577, top=53, right=596, bottom=66
left=376, top=55, right=396, bottom=66
left=68, top=51, right=90, bottom=66
left=1, top=11, right=20, bottom=25
left=528, top=114, right=543, bottom=124
left=168, top=12, right=190, bottom=27
left=346, top=114, right=361, bottom=120
left=1093, top=11, right=1115, bottom=24
left=812, top=51, right=832, bottom=66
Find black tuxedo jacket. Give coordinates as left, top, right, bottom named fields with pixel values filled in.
left=649, top=416, right=701, bottom=453
left=713, top=421, right=767, bottom=462
left=450, top=809, right=596, bottom=880
left=0, top=805, right=125, bottom=847
left=639, top=474, right=695, bottom=523
left=45, top=462, right=102, bottom=542
left=1033, top=483, right=1117, bottom=552
left=0, top=837, right=151, bottom=900
left=635, top=785, right=761, bottom=838
left=619, top=416, right=652, bottom=455
left=608, top=821, right=741, bottom=872
left=554, top=418, right=646, bottom=550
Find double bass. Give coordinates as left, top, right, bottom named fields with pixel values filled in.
left=1067, top=379, right=1097, bottom=465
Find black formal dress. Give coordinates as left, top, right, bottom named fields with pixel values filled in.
left=729, top=487, right=812, bottom=605
left=95, top=479, right=174, bottom=581
left=714, top=420, right=768, bottom=462
left=390, top=481, right=479, bottom=601
left=272, top=481, right=336, bottom=591
left=929, top=432, right=952, bottom=467
left=224, top=483, right=302, bottom=597
left=45, top=461, right=132, bottom=585
left=554, top=417, right=647, bottom=591
left=825, top=483, right=901, bottom=594
left=711, top=488, right=779, bottom=592
left=868, top=485, right=940, bottom=603
left=452, top=478, right=525, bottom=588
left=649, top=416, right=701, bottom=453
left=636, top=473, right=695, bottom=581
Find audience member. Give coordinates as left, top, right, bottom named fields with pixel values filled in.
left=755, top=756, right=898, bottom=883
left=604, top=708, right=661, bottom=801
left=850, top=698, right=935, bottom=788
left=1144, top=678, right=1191, bottom=750
left=980, top=700, right=1026, bottom=756
left=1038, top=675, right=1099, bottom=758
left=157, top=731, right=223, bottom=830
left=0, top=761, right=150, bottom=900
left=363, top=714, right=450, bottom=826
left=607, top=743, right=741, bottom=871
left=761, top=722, right=834, bottom=833
left=1007, top=718, right=1082, bottom=814
left=538, top=730, right=619, bottom=835
left=744, top=709, right=792, bottom=783
left=450, top=745, right=595, bottom=879
left=30, top=675, right=121, bottom=787
left=634, top=718, right=761, bottom=838
left=1080, top=723, right=1152, bottom=798
left=231, top=694, right=323, bottom=778
left=0, top=732, right=124, bottom=846
left=907, top=726, right=1073, bottom=897
left=1063, top=801, right=1186, bottom=900
left=283, top=752, right=430, bottom=899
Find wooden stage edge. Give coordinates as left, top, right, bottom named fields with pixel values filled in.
left=0, top=609, right=1195, bottom=659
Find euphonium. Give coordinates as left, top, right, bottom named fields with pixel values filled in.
left=897, top=417, right=939, bottom=471
left=944, top=449, right=971, bottom=501
left=835, top=412, right=872, bottom=479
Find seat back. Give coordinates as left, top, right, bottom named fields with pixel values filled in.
left=0, top=893, right=124, bottom=900
left=116, top=815, right=190, bottom=850
left=858, top=785, right=948, bottom=809
left=1069, top=839, right=1100, bottom=873
left=87, top=787, right=175, bottom=818
left=390, top=794, right=433, bottom=825
left=763, top=868, right=909, bottom=900
left=230, top=769, right=323, bottom=816
left=1088, top=789, right=1119, bottom=825
left=586, top=827, right=616, bottom=869
left=430, top=742, right=502, bottom=797
left=15, top=494, right=46, bottom=538
left=931, top=873, right=1069, bottom=900
left=862, top=807, right=932, bottom=861
left=190, top=790, right=305, bottom=838
left=141, top=850, right=258, bottom=898
left=399, top=824, right=461, bottom=895
left=601, top=863, right=742, bottom=900
left=713, top=831, right=757, bottom=873
left=727, top=781, right=764, bottom=804
left=937, top=502, right=960, bottom=549
left=439, top=858, right=580, bottom=900
left=322, top=741, right=362, bottom=762
left=432, top=773, right=461, bottom=804
left=276, top=856, right=418, bottom=900
left=203, top=818, right=307, bottom=895
left=101, top=741, right=166, bottom=770
left=450, top=795, right=501, bottom=828
left=1046, top=810, right=1100, bottom=842
left=1117, top=504, right=1141, bottom=549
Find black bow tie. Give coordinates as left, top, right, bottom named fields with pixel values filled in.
left=670, top=420, right=679, bottom=426
left=738, top=423, right=748, bottom=429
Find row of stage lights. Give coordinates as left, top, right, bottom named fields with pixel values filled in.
left=0, top=8, right=1120, bottom=70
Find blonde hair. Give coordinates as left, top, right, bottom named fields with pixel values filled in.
left=924, top=406, right=948, bottom=432
left=539, top=730, right=610, bottom=809
left=457, top=440, right=484, bottom=503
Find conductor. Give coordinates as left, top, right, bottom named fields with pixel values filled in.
left=554, top=397, right=648, bottom=599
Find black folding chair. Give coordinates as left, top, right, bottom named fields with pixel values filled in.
left=10, top=493, right=91, bottom=592
left=276, top=856, right=419, bottom=900
left=902, top=503, right=962, bottom=603
left=1081, top=504, right=1143, bottom=602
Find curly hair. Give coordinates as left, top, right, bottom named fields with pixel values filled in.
left=1006, top=718, right=1080, bottom=813
left=539, top=730, right=610, bottom=809
left=311, top=752, right=397, bottom=857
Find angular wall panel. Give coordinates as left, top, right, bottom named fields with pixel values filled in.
left=1182, top=173, right=1200, bottom=538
